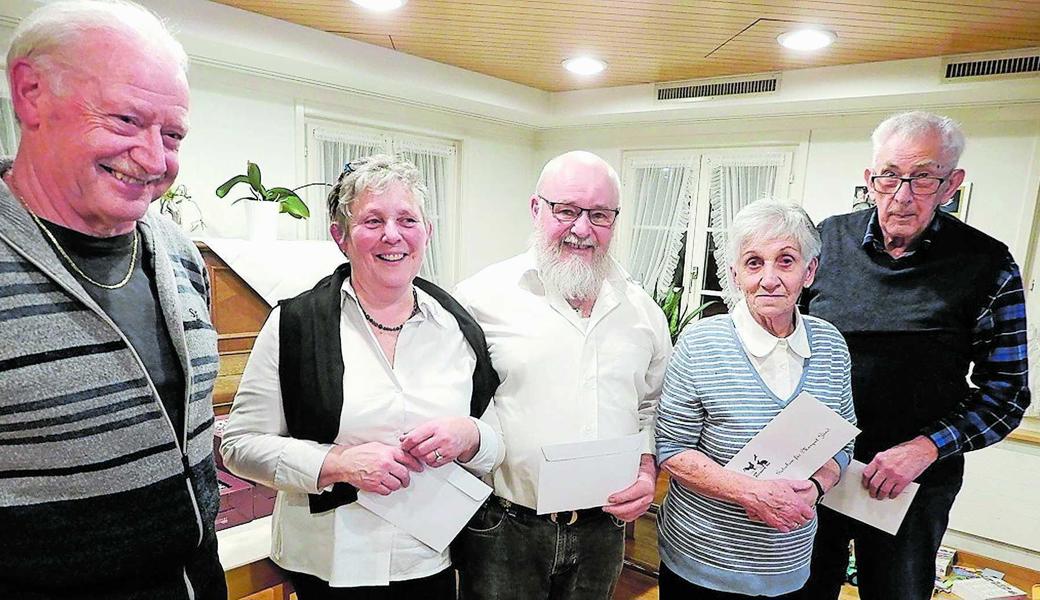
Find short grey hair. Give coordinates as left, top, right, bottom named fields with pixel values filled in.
left=327, top=154, right=429, bottom=231
left=7, top=0, right=188, bottom=95
left=726, top=199, right=821, bottom=270
left=871, top=111, right=966, bottom=169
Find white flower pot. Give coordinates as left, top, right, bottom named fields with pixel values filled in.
left=244, top=201, right=280, bottom=241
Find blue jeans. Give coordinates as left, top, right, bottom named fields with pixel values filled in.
left=456, top=498, right=626, bottom=600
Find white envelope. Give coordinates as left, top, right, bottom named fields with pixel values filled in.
left=356, top=462, right=492, bottom=552
left=536, top=433, right=644, bottom=515
left=820, top=459, right=919, bottom=536
left=724, top=392, right=860, bottom=481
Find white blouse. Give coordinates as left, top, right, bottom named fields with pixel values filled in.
left=730, top=300, right=811, bottom=399
left=221, top=279, right=502, bottom=587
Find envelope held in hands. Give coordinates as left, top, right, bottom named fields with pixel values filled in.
left=536, top=433, right=644, bottom=515
left=357, top=463, right=492, bottom=552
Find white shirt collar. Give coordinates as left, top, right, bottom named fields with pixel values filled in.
left=731, top=299, right=811, bottom=359
left=340, top=277, right=452, bottom=329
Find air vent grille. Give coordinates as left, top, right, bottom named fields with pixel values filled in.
left=657, top=75, right=778, bottom=101
left=945, top=54, right=1040, bottom=79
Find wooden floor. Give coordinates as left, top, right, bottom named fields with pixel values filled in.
left=613, top=567, right=861, bottom=600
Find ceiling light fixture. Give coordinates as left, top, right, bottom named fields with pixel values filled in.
left=351, top=0, right=407, bottom=11
left=777, top=28, right=836, bottom=51
left=562, top=56, right=607, bottom=75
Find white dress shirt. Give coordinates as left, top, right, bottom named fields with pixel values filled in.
left=730, top=300, right=811, bottom=399
left=453, top=250, right=672, bottom=509
left=220, top=279, right=502, bottom=587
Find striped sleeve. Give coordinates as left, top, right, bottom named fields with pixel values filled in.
left=655, top=330, right=704, bottom=465
left=924, top=255, right=1031, bottom=458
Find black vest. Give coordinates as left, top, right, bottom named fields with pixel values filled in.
left=805, top=210, right=1007, bottom=483
left=278, top=263, right=499, bottom=513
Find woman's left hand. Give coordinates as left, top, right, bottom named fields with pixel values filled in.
left=400, top=416, right=480, bottom=467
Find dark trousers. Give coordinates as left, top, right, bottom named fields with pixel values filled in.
left=288, top=568, right=456, bottom=600
left=456, top=498, right=627, bottom=600
left=659, top=563, right=804, bottom=600
left=798, top=475, right=963, bottom=600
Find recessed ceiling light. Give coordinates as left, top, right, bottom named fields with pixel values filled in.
left=777, top=28, right=836, bottom=51
left=562, top=56, right=607, bottom=75
left=351, top=0, right=407, bottom=11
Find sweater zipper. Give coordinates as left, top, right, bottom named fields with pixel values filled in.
left=14, top=244, right=205, bottom=598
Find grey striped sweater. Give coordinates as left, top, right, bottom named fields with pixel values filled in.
left=655, top=313, right=855, bottom=596
left=0, top=167, right=224, bottom=599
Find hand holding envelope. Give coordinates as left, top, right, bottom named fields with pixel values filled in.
left=821, top=460, right=918, bottom=535
left=536, top=433, right=645, bottom=515
left=720, top=392, right=919, bottom=535
left=357, top=462, right=492, bottom=552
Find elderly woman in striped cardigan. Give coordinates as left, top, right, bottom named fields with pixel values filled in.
left=654, top=200, right=856, bottom=600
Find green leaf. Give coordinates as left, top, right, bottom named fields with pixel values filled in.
left=677, top=309, right=702, bottom=336
left=662, top=288, right=680, bottom=316
left=279, top=195, right=310, bottom=219
left=215, top=174, right=250, bottom=198
left=246, top=162, right=266, bottom=196
left=688, top=300, right=718, bottom=319
left=266, top=186, right=297, bottom=201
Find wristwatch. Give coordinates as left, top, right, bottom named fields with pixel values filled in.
left=808, top=476, right=825, bottom=506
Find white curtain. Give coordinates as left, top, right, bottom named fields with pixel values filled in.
left=306, top=128, right=387, bottom=241
left=0, top=96, right=19, bottom=156
left=395, top=138, right=456, bottom=285
left=623, top=160, right=697, bottom=298
left=708, top=154, right=788, bottom=307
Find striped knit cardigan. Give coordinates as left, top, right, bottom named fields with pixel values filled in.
left=655, top=313, right=855, bottom=596
left=0, top=165, right=224, bottom=599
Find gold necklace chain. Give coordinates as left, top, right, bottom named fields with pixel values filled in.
left=28, top=210, right=139, bottom=290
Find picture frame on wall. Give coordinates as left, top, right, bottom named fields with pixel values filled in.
left=852, top=185, right=873, bottom=211
left=939, top=182, right=972, bottom=220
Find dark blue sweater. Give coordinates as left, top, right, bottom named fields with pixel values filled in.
left=805, top=209, right=1009, bottom=483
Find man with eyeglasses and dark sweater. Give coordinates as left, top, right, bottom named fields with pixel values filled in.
left=798, top=111, right=1030, bottom=600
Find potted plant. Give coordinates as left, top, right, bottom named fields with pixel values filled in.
left=655, top=286, right=717, bottom=344
left=216, top=161, right=328, bottom=240
left=158, top=184, right=205, bottom=232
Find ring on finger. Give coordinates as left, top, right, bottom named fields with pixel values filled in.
left=434, top=449, right=443, bottom=462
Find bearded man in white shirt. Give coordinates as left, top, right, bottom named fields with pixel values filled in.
left=453, top=151, right=671, bottom=600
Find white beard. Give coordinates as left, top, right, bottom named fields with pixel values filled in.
left=532, top=229, right=611, bottom=301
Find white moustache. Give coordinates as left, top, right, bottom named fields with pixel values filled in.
left=563, top=234, right=596, bottom=248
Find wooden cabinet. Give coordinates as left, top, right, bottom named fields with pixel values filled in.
left=197, top=243, right=272, bottom=414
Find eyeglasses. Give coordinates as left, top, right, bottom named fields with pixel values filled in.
left=869, top=174, right=947, bottom=196
left=538, top=196, right=620, bottom=227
